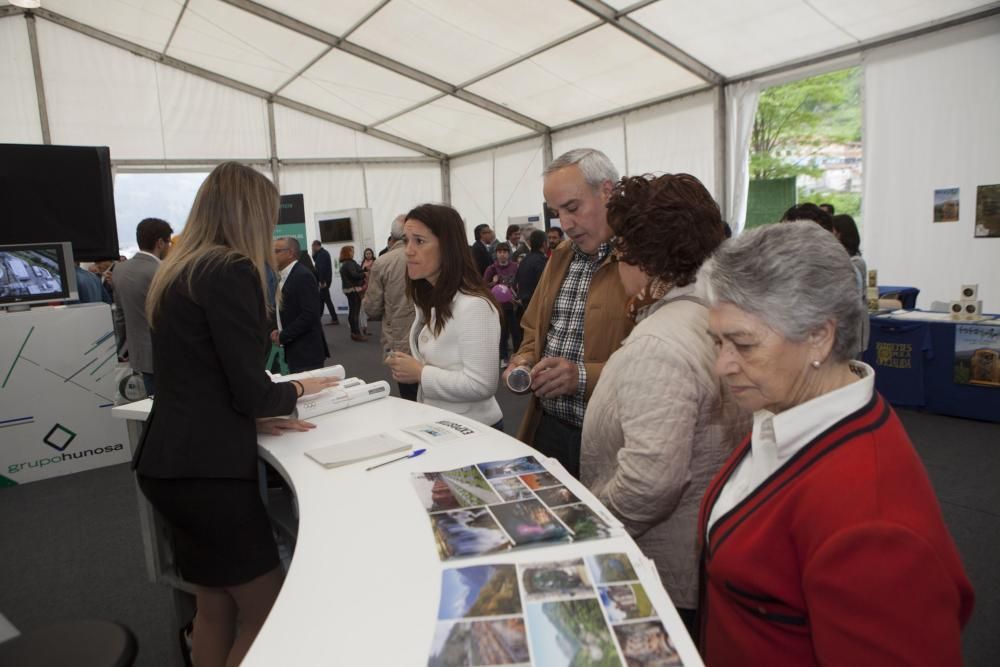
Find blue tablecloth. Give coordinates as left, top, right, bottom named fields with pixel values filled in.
left=864, top=314, right=1000, bottom=422
left=878, top=285, right=920, bottom=309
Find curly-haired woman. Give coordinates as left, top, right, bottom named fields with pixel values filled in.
left=579, top=173, right=750, bottom=636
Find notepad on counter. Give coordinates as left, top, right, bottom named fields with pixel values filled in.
left=305, top=433, right=412, bottom=469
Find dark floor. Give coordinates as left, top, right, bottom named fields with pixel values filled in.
left=0, top=318, right=996, bottom=665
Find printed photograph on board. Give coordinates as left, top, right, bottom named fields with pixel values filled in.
left=524, top=599, right=621, bottom=667
left=438, top=564, right=522, bottom=620
left=430, top=508, right=513, bottom=559
left=534, top=485, right=581, bottom=508
left=553, top=504, right=613, bottom=540
left=954, top=323, right=1000, bottom=387
left=612, top=620, right=683, bottom=667
left=478, top=456, right=547, bottom=480
left=598, top=584, right=655, bottom=622
left=519, top=471, right=561, bottom=490
left=490, top=476, right=536, bottom=502
left=429, top=618, right=530, bottom=667
left=520, top=559, right=593, bottom=602
left=489, top=499, right=570, bottom=545
left=586, top=553, right=639, bottom=584
left=414, top=466, right=501, bottom=512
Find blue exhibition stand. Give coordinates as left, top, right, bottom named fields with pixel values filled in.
left=864, top=313, right=1000, bottom=423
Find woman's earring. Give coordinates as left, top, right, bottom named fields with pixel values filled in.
left=811, top=360, right=821, bottom=369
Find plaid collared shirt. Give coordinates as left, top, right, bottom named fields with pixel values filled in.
left=540, top=241, right=613, bottom=427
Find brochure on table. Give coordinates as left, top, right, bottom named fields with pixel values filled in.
left=428, top=545, right=702, bottom=667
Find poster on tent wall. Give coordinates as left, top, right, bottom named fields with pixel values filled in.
left=974, top=184, right=1000, bottom=237
left=275, top=193, right=307, bottom=246
left=954, top=323, right=1000, bottom=387
left=933, top=187, right=959, bottom=223
left=0, top=304, right=130, bottom=487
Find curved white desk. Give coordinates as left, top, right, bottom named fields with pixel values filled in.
left=114, top=397, right=703, bottom=666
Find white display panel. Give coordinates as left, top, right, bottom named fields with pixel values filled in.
left=0, top=304, right=130, bottom=486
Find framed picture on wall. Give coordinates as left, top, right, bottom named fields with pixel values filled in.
left=933, top=187, right=959, bottom=223
left=974, top=184, right=1000, bottom=237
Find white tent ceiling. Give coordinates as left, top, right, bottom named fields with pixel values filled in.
left=1, top=0, right=997, bottom=157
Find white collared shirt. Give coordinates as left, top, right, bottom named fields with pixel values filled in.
left=275, top=260, right=297, bottom=331
left=136, top=250, right=161, bottom=264
left=708, top=361, right=875, bottom=534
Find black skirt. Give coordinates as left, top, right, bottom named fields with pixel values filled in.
left=138, top=476, right=279, bottom=588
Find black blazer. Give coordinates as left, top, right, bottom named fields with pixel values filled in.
left=278, top=261, right=326, bottom=372
left=471, top=241, right=491, bottom=277
left=312, top=247, right=333, bottom=287
left=134, top=257, right=297, bottom=480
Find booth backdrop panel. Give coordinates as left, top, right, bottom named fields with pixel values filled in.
left=493, top=137, right=545, bottom=227
left=863, top=18, right=1000, bottom=313
left=626, top=91, right=717, bottom=198
left=156, top=63, right=269, bottom=160
left=273, top=104, right=422, bottom=159
left=364, top=163, right=443, bottom=249
left=0, top=305, right=130, bottom=486
left=36, top=20, right=163, bottom=159
left=280, top=164, right=367, bottom=248
left=552, top=116, right=627, bottom=178
left=451, top=151, right=494, bottom=239
left=864, top=314, right=1000, bottom=423
left=0, top=17, right=43, bottom=144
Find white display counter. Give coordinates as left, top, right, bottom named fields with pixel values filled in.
left=113, top=397, right=703, bottom=666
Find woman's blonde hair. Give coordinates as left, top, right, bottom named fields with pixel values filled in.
left=146, top=162, right=278, bottom=325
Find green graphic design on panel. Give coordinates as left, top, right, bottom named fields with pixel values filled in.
left=0, top=475, right=17, bottom=487
left=274, top=223, right=307, bottom=247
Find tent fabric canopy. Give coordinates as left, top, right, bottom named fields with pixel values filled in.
left=2, top=0, right=995, bottom=157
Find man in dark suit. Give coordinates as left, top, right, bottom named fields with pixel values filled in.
left=470, top=223, right=495, bottom=277
left=272, top=237, right=326, bottom=373
left=310, top=239, right=339, bottom=325
left=113, top=217, right=173, bottom=395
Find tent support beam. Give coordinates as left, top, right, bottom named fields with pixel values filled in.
left=29, top=7, right=444, bottom=159
left=162, top=0, right=188, bottom=55
left=714, top=85, right=727, bottom=217
left=219, top=0, right=549, bottom=134
left=441, top=158, right=451, bottom=206
left=267, top=101, right=280, bottom=190
left=568, top=0, right=722, bottom=84
left=24, top=13, right=51, bottom=144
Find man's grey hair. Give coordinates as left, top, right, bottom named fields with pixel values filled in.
left=279, top=236, right=301, bottom=255
left=544, top=148, right=619, bottom=191
left=705, top=221, right=865, bottom=361
left=390, top=214, right=406, bottom=241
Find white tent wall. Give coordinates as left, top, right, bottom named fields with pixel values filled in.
left=0, top=16, right=42, bottom=144
left=363, top=163, right=443, bottom=249
left=450, top=151, right=494, bottom=239
left=624, top=91, right=718, bottom=198
left=273, top=104, right=422, bottom=160
left=279, top=163, right=366, bottom=245
left=493, top=138, right=546, bottom=230
left=552, top=116, right=627, bottom=177
left=862, top=17, right=1000, bottom=313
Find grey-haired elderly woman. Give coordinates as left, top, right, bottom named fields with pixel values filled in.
left=698, top=221, right=973, bottom=666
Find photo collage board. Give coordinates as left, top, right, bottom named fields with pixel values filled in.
left=412, top=456, right=616, bottom=560
left=429, top=552, right=685, bottom=667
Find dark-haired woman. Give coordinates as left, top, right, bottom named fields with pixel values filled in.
left=580, top=174, right=750, bottom=635
left=832, top=213, right=869, bottom=349
left=385, top=204, right=503, bottom=429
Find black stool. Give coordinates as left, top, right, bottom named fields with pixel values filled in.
left=0, top=619, right=137, bottom=667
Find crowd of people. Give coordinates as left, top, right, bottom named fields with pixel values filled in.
left=105, top=148, right=973, bottom=665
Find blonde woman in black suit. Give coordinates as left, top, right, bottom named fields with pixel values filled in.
left=135, top=162, right=337, bottom=666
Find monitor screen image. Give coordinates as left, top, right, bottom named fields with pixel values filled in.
left=318, top=217, right=354, bottom=243
left=0, top=242, right=77, bottom=306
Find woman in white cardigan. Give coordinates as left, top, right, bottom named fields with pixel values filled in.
left=580, top=174, right=749, bottom=637
left=385, top=203, right=504, bottom=429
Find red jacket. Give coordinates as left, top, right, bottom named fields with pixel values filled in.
left=698, top=393, right=973, bottom=666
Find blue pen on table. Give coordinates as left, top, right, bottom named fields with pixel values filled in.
left=365, top=448, right=427, bottom=471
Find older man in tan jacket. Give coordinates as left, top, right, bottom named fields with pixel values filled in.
left=364, top=215, right=418, bottom=400
left=503, top=148, right=632, bottom=478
